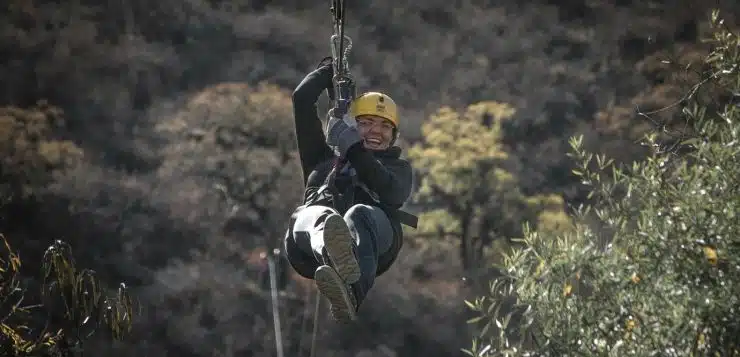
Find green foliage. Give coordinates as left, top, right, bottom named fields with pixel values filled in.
left=466, top=11, right=740, bottom=357
left=0, top=236, right=136, bottom=356
left=410, top=101, right=515, bottom=201
left=0, top=102, right=83, bottom=201
left=408, top=101, right=572, bottom=273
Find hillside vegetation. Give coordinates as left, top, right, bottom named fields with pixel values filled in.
left=1, top=1, right=738, bottom=356
left=467, top=14, right=740, bottom=355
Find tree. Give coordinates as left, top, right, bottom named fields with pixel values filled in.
left=408, top=101, right=572, bottom=279
left=154, top=82, right=303, bottom=245
left=0, top=236, right=135, bottom=356
left=0, top=102, right=82, bottom=202
left=0, top=100, right=134, bottom=355
left=466, top=11, right=740, bottom=356
left=144, top=82, right=334, bottom=357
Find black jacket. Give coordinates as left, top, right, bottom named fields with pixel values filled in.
left=286, top=63, right=415, bottom=278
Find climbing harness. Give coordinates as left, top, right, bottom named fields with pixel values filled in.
left=323, top=0, right=418, bottom=229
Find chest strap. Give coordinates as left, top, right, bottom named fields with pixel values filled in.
left=318, top=160, right=419, bottom=229
left=353, top=176, right=418, bottom=229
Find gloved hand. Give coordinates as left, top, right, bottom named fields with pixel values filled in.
left=316, top=56, right=335, bottom=100
left=326, top=108, right=361, bottom=158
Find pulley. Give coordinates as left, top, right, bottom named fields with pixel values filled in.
left=329, top=0, right=355, bottom=118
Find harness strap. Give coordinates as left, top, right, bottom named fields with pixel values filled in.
left=306, top=160, right=419, bottom=229
left=322, top=157, right=348, bottom=212
left=393, top=209, right=419, bottom=229
left=328, top=162, right=420, bottom=229
left=354, top=178, right=419, bottom=229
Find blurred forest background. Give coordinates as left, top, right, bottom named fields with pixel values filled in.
left=1, top=1, right=738, bottom=356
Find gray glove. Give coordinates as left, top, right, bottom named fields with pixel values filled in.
left=326, top=109, right=362, bottom=158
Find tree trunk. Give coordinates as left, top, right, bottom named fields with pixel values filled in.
left=459, top=203, right=474, bottom=274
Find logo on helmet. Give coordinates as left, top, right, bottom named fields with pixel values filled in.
left=376, top=95, right=386, bottom=112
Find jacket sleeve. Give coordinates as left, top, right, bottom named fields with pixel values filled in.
left=345, top=144, right=413, bottom=207
left=292, top=65, right=334, bottom=185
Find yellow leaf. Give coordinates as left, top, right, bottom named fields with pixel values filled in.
left=563, top=283, right=572, bottom=297
left=534, top=259, right=545, bottom=277
left=703, top=246, right=718, bottom=266
left=625, top=318, right=637, bottom=331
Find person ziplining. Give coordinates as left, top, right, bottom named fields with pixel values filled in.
left=282, top=0, right=419, bottom=323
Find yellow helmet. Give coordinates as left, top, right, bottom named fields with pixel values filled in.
left=350, top=92, right=399, bottom=128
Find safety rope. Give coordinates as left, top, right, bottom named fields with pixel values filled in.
left=309, top=2, right=353, bottom=356
left=268, top=2, right=353, bottom=356
left=325, top=0, right=354, bottom=194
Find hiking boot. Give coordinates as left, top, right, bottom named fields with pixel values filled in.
left=322, top=213, right=361, bottom=284
left=314, top=265, right=357, bottom=323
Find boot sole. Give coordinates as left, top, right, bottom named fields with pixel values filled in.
left=323, top=214, right=361, bottom=283
left=315, top=265, right=357, bottom=323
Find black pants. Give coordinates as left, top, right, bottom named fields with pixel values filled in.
left=287, top=203, right=393, bottom=304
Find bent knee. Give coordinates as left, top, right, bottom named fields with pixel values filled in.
left=344, top=204, right=376, bottom=220
left=344, top=204, right=391, bottom=226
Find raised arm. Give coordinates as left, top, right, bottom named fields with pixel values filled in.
left=292, top=64, right=334, bottom=185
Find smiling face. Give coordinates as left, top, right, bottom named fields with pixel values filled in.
left=356, top=114, right=395, bottom=150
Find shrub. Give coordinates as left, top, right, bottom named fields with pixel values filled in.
left=466, top=11, right=740, bottom=357
left=0, top=102, right=82, bottom=201
left=0, top=236, right=135, bottom=356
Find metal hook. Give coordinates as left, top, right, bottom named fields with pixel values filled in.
left=330, top=34, right=353, bottom=74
